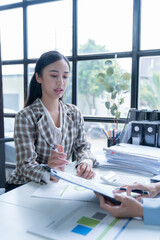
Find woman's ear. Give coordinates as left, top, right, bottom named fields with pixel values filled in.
left=35, top=73, right=42, bottom=84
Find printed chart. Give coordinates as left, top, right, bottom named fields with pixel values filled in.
left=28, top=201, right=130, bottom=240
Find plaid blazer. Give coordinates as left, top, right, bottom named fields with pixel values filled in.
left=8, top=98, right=96, bottom=185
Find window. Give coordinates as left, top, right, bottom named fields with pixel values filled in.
left=139, top=56, right=160, bottom=110
left=0, top=8, right=23, bottom=60
left=1, top=0, right=160, bottom=185
left=141, top=0, right=160, bottom=50
left=77, top=58, right=131, bottom=118
left=78, top=0, right=133, bottom=54
left=27, top=0, right=72, bottom=58
left=2, top=65, right=24, bottom=111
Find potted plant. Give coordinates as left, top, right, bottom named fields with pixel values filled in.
left=97, top=55, right=131, bottom=122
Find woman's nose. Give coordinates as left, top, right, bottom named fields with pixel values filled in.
left=57, top=76, right=63, bottom=85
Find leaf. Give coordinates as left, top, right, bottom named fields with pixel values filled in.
left=106, top=67, right=114, bottom=76
left=97, top=73, right=105, bottom=83
left=120, top=83, right=129, bottom=90
left=105, top=60, right=112, bottom=66
left=115, top=111, right=121, bottom=119
left=119, top=97, right=124, bottom=104
left=105, top=85, right=114, bottom=92
left=111, top=91, right=117, bottom=99
left=97, top=77, right=105, bottom=83
left=122, top=72, right=131, bottom=81
left=111, top=108, right=116, bottom=116
left=110, top=103, right=117, bottom=115
left=111, top=103, right=118, bottom=110
left=97, top=73, right=105, bottom=78
left=105, top=101, right=110, bottom=109
left=103, top=81, right=109, bottom=87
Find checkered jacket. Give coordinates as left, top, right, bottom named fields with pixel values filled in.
left=8, top=98, right=96, bottom=185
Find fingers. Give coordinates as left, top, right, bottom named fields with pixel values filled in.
left=48, top=144, right=68, bottom=169
left=77, top=162, right=95, bottom=179
left=51, top=150, right=67, bottom=159
left=98, top=194, right=120, bottom=216
left=126, top=183, right=150, bottom=197
left=55, top=144, right=64, bottom=153
left=114, top=193, right=125, bottom=203
left=48, top=159, right=69, bottom=169
left=50, top=175, right=59, bottom=182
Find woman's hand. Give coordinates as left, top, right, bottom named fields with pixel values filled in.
left=97, top=193, right=143, bottom=219
left=76, top=162, right=96, bottom=179
left=48, top=144, right=68, bottom=182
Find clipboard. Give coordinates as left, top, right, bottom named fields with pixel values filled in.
left=42, top=165, right=121, bottom=205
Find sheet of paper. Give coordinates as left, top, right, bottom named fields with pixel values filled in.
left=49, top=169, right=119, bottom=204
left=27, top=201, right=160, bottom=240
left=32, top=180, right=98, bottom=202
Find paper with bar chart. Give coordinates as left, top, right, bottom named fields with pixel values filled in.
left=28, top=201, right=160, bottom=240
left=28, top=201, right=121, bottom=240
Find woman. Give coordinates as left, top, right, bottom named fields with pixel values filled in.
left=6, top=51, right=96, bottom=192
left=97, top=181, right=160, bottom=225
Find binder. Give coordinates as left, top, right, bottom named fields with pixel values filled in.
left=144, top=123, right=157, bottom=147
left=146, top=110, right=158, bottom=121
left=157, top=124, right=160, bottom=148
left=131, top=122, right=143, bottom=145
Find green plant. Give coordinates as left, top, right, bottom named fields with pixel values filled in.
left=97, top=55, right=131, bottom=119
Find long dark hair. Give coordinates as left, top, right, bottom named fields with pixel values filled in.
left=25, top=51, right=70, bottom=107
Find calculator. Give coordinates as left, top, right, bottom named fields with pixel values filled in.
left=100, top=171, right=150, bottom=187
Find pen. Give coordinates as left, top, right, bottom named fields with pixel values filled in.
left=107, top=130, right=111, bottom=138
left=102, top=128, right=109, bottom=139
left=119, top=187, right=149, bottom=195
left=52, top=146, right=59, bottom=152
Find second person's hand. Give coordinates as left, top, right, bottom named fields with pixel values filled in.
left=123, top=182, right=160, bottom=199
left=97, top=193, right=143, bottom=219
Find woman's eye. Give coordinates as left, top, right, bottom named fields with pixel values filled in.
left=51, top=75, right=57, bottom=78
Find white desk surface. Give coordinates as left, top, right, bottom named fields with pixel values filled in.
left=0, top=163, right=160, bottom=240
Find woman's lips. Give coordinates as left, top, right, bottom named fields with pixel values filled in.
left=54, top=88, right=63, bottom=93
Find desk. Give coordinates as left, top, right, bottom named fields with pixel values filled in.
left=0, top=163, right=160, bottom=240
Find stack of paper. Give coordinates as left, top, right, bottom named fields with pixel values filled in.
left=97, top=143, right=160, bottom=175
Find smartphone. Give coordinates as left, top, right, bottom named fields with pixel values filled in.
left=100, top=171, right=149, bottom=187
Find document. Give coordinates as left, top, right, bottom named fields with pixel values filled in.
left=32, top=180, right=98, bottom=202
left=47, top=168, right=120, bottom=205
left=27, top=201, right=160, bottom=240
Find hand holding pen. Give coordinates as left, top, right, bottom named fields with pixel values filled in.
left=48, top=144, right=68, bottom=171
left=114, top=182, right=159, bottom=199
left=117, top=187, right=149, bottom=195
